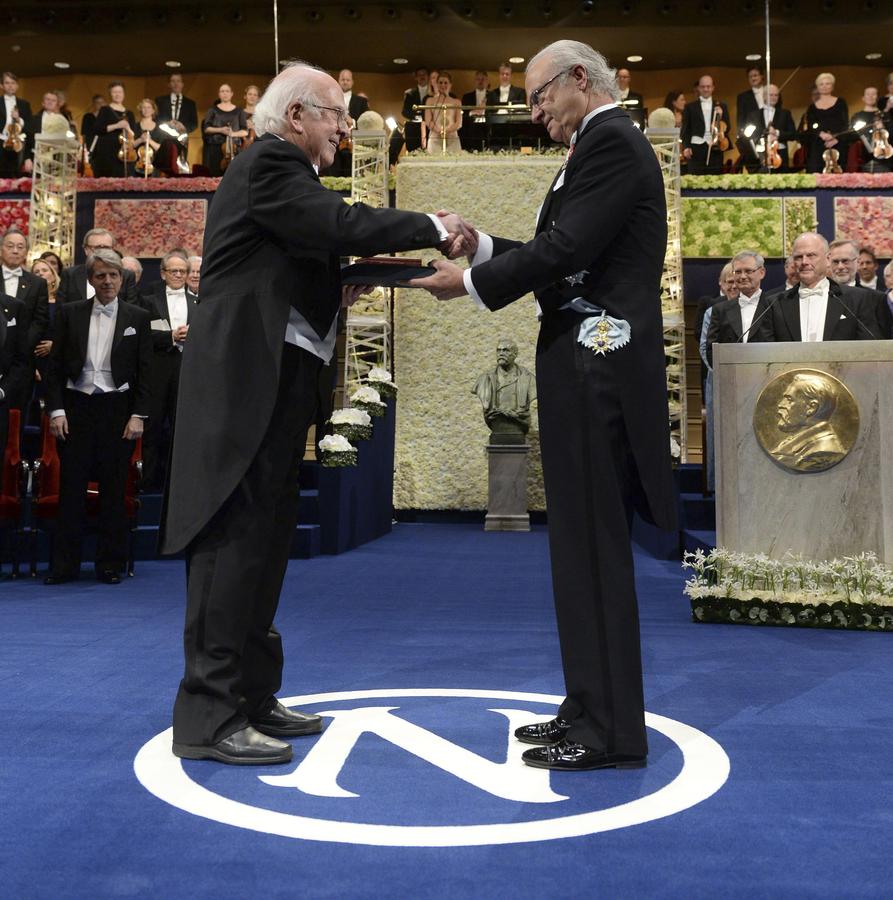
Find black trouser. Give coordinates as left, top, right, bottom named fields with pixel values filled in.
left=173, top=345, right=322, bottom=746
left=535, top=312, right=647, bottom=757
left=52, top=389, right=133, bottom=577
left=143, top=350, right=181, bottom=490
left=687, top=143, right=724, bottom=175
left=0, top=147, right=23, bottom=177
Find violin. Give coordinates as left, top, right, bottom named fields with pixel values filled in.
left=870, top=114, right=893, bottom=160
left=77, top=135, right=93, bottom=177
left=709, top=105, right=730, bottom=152
left=766, top=134, right=782, bottom=170
left=4, top=109, right=24, bottom=153
left=822, top=148, right=842, bottom=174
left=220, top=132, right=236, bottom=172
left=135, top=131, right=154, bottom=176
left=117, top=127, right=137, bottom=163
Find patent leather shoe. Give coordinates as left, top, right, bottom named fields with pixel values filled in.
left=514, top=716, right=570, bottom=746
left=172, top=725, right=293, bottom=765
left=97, top=570, right=121, bottom=585
left=521, top=739, right=646, bottom=771
left=250, top=700, right=323, bottom=737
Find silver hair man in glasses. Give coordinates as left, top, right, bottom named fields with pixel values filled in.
left=162, top=61, right=472, bottom=766
left=411, top=40, right=677, bottom=771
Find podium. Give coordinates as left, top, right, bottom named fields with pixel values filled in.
left=714, top=341, right=893, bottom=563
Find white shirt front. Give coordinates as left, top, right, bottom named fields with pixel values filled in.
left=167, top=287, right=188, bottom=349
left=170, top=93, right=182, bottom=120
left=753, top=85, right=765, bottom=110
left=69, top=299, right=121, bottom=394
left=762, top=106, right=786, bottom=149
left=2, top=94, right=15, bottom=137
left=498, top=85, right=511, bottom=104
left=799, top=278, right=830, bottom=342
left=738, top=290, right=761, bottom=341
left=692, top=96, right=713, bottom=143
left=3, top=266, right=21, bottom=298
left=343, top=90, right=352, bottom=106
left=861, top=276, right=878, bottom=290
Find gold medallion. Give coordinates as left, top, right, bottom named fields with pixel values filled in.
left=753, top=368, right=859, bottom=473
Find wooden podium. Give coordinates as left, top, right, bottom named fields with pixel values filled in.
left=714, top=341, right=893, bottom=562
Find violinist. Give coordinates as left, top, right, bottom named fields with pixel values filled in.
left=201, top=83, right=248, bottom=177
left=0, top=71, right=32, bottom=176
left=681, top=75, right=730, bottom=174
left=243, top=84, right=260, bottom=143
left=91, top=82, right=137, bottom=177
left=851, top=87, right=882, bottom=134
left=849, top=87, right=893, bottom=173
left=741, top=84, right=796, bottom=172
left=132, top=99, right=165, bottom=177
left=801, top=72, right=848, bottom=174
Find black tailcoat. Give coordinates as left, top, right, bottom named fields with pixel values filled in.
left=468, top=106, right=676, bottom=756
left=0, top=294, right=28, bottom=415
left=6, top=269, right=48, bottom=355
left=154, top=94, right=199, bottom=135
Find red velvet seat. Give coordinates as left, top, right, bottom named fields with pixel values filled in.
left=30, top=415, right=143, bottom=577
left=0, top=409, right=27, bottom=577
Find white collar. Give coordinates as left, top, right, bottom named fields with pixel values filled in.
left=799, top=278, right=829, bottom=295
left=739, top=290, right=761, bottom=305
left=576, top=102, right=618, bottom=137
left=699, top=95, right=712, bottom=104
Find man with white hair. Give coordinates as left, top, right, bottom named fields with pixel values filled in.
left=412, top=40, right=677, bottom=771
left=186, top=255, right=201, bottom=296
left=754, top=232, right=884, bottom=342
left=162, top=61, right=471, bottom=766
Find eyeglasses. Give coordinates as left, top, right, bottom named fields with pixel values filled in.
left=732, top=267, right=762, bottom=276
left=529, top=68, right=569, bottom=109
left=311, top=104, right=351, bottom=128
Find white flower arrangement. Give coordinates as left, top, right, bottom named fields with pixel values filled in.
left=329, top=407, right=373, bottom=441
left=318, top=433, right=358, bottom=467
left=350, top=385, right=386, bottom=417
left=683, top=547, right=893, bottom=631
left=366, top=366, right=398, bottom=399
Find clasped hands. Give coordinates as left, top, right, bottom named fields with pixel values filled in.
left=405, top=209, right=479, bottom=300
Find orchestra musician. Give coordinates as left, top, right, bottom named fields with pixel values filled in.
left=681, top=75, right=730, bottom=174
left=736, top=65, right=765, bottom=126
left=616, top=68, right=644, bottom=113
left=155, top=73, right=199, bottom=136
left=132, top=99, right=165, bottom=177
left=80, top=94, right=106, bottom=155
left=741, top=84, right=796, bottom=172
left=91, top=82, right=137, bottom=177
left=201, top=84, right=248, bottom=176
left=459, top=70, right=489, bottom=151
left=424, top=71, right=462, bottom=155
left=0, top=71, right=32, bottom=176
left=801, top=72, right=848, bottom=174
left=391, top=67, right=430, bottom=163
left=663, top=90, right=686, bottom=128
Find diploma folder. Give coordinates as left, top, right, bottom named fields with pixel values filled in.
left=340, top=257, right=436, bottom=286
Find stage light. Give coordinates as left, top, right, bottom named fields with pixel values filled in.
left=509, top=56, right=525, bottom=64
left=165, top=60, right=182, bottom=68
left=383, top=6, right=401, bottom=19
left=460, top=4, right=475, bottom=17
left=745, top=53, right=761, bottom=60
left=865, top=52, right=882, bottom=60
left=421, top=3, right=438, bottom=19
left=581, top=0, right=595, bottom=11
left=501, top=3, right=514, bottom=17
left=659, top=2, right=674, bottom=15
left=620, top=2, right=635, bottom=15
left=231, top=8, right=244, bottom=23
left=541, top=2, right=554, bottom=17
left=393, top=57, right=408, bottom=64
left=627, top=55, right=643, bottom=62
left=53, top=62, right=70, bottom=70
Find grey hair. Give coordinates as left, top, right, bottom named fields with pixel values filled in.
left=2, top=225, right=29, bottom=249
left=87, top=248, right=124, bottom=276
left=82, top=227, right=113, bottom=249
left=253, top=60, right=328, bottom=137
left=884, top=260, right=893, bottom=281
left=527, top=40, right=620, bottom=102
left=161, top=249, right=188, bottom=269
left=187, top=255, right=201, bottom=270
left=828, top=238, right=859, bottom=257
left=733, top=249, right=765, bottom=268
left=792, top=232, right=829, bottom=253
left=121, top=256, right=142, bottom=277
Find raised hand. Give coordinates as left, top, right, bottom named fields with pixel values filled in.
left=406, top=259, right=467, bottom=300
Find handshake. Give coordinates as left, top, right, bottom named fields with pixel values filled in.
left=404, top=209, right=481, bottom=301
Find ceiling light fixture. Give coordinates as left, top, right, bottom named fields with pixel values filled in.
left=53, top=61, right=70, bottom=70
left=165, top=60, right=182, bottom=68
left=393, top=57, right=408, bottom=64
left=509, top=56, right=524, bottom=64
left=627, top=55, right=643, bottom=62
left=865, top=52, right=882, bottom=60
left=745, top=53, right=762, bottom=60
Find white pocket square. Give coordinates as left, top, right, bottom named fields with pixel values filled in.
left=123, top=326, right=137, bottom=336
left=5, top=316, right=15, bottom=326
left=840, top=314, right=847, bottom=319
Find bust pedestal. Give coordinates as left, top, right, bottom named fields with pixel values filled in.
left=484, top=435, right=530, bottom=532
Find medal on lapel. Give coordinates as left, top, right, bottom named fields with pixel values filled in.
left=577, top=311, right=631, bottom=356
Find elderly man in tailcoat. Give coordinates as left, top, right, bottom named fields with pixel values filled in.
left=412, top=40, right=677, bottom=771
left=162, top=62, right=470, bottom=765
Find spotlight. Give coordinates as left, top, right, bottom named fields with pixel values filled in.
left=865, top=52, right=882, bottom=60
left=344, top=6, right=362, bottom=18
left=53, top=61, right=70, bottom=70
left=620, top=1, right=635, bottom=14
left=659, top=1, right=674, bottom=15
left=393, top=57, right=408, bottom=64
left=627, top=55, right=643, bottom=62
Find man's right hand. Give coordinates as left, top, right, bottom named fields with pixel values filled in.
left=436, top=210, right=479, bottom=260
left=50, top=415, right=68, bottom=441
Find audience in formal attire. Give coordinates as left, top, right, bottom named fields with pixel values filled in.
left=138, top=250, right=197, bottom=491
left=122, top=257, right=143, bottom=285
left=681, top=75, right=730, bottom=174
left=857, top=247, right=885, bottom=292
left=0, top=287, right=28, bottom=448
left=827, top=239, right=861, bottom=287
left=486, top=63, right=527, bottom=116
left=201, top=84, right=248, bottom=176
left=186, top=256, right=201, bottom=296
left=38, top=251, right=63, bottom=276
left=0, top=71, right=32, bottom=176
left=57, top=228, right=139, bottom=307
left=617, top=68, right=645, bottom=114
left=459, top=70, right=489, bottom=151
left=2, top=228, right=48, bottom=363
left=44, top=249, right=152, bottom=585
left=30, top=257, right=58, bottom=374
left=705, top=250, right=767, bottom=366
left=801, top=72, right=849, bottom=173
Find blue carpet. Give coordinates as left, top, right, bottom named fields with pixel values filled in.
left=1, top=524, right=890, bottom=898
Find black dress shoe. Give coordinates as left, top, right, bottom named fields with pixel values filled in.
left=514, top=716, right=571, bottom=746
left=172, top=725, right=293, bottom=765
left=44, top=573, right=77, bottom=585
left=522, top=739, right=646, bottom=771
left=250, top=700, right=323, bottom=737
left=97, top=570, right=121, bottom=584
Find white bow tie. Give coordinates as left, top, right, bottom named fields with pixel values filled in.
left=3, top=266, right=22, bottom=279
left=799, top=286, right=824, bottom=299
left=739, top=294, right=759, bottom=306
left=93, top=301, right=116, bottom=317
left=167, top=288, right=185, bottom=296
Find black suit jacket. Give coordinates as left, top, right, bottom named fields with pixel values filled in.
left=469, top=107, right=676, bottom=531
left=681, top=99, right=730, bottom=150
left=744, top=106, right=797, bottom=143
left=161, top=134, right=443, bottom=553
left=154, top=94, right=199, bottom=134
left=0, top=295, right=28, bottom=408
left=753, top=281, right=885, bottom=342
left=486, top=85, right=527, bottom=109
left=57, top=264, right=140, bottom=307
left=138, top=281, right=199, bottom=354
left=6, top=269, right=48, bottom=354
left=46, top=298, right=152, bottom=416
left=736, top=88, right=762, bottom=126
left=347, top=94, right=369, bottom=123
left=705, top=295, right=769, bottom=366
left=0, top=97, right=33, bottom=138
left=401, top=86, right=426, bottom=122
left=619, top=91, right=645, bottom=111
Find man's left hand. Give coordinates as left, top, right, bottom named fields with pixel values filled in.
left=406, top=259, right=467, bottom=300
left=342, top=283, right=372, bottom=308
left=123, top=416, right=144, bottom=440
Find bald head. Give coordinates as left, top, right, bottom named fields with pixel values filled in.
left=338, top=69, right=354, bottom=92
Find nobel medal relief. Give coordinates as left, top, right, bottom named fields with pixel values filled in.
left=753, top=368, right=859, bottom=473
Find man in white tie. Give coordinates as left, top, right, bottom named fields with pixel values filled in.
left=705, top=250, right=767, bottom=366
left=138, top=250, right=198, bottom=490
left=681, top=74, right=730, bottom=175
left=1, top=227, right=48, bottom=360
left=154, top=73, right=198, bottom=136
left=44, top=249, right=152, bottom=585
left=753, top=232, right=884, bottom=343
